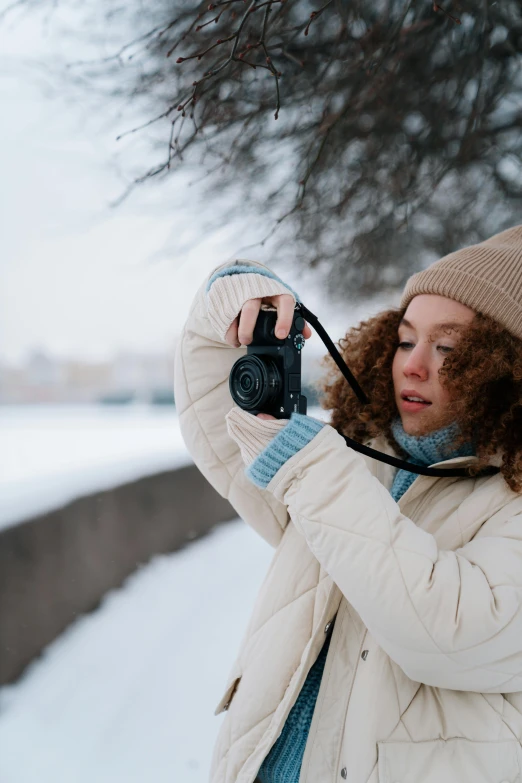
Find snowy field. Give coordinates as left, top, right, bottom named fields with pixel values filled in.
left=0, top=519, right=274, bottom=783
left=0, top=404, right=190, bottom=529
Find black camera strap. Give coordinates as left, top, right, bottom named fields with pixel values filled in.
left=298, top=303, right=499, bottom=479
left=299, top=304, right=369, bottom=405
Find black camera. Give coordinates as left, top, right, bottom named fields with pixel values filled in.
left=229, top=307, right=307, bottom=419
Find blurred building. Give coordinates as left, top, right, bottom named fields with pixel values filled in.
left=0, top=348, right=175, bottom=405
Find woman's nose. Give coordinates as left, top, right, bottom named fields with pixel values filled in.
left=403, top=346, right=429, bottom=380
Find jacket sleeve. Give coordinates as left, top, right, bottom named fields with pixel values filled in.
left=173, top=258, right=292, bottom=547
left=263, top=424, right=522, bottom=692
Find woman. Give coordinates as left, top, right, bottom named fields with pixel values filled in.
left=174, top=225, right=522, bottom=783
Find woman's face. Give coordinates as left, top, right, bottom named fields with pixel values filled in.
left=392, top=294, right=475, bottom=436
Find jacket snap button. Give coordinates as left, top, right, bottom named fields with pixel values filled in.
left=324, top=621, right=333, bottom=635
left=340, top=768, right=347, bottom=779
left=361, top=650, right=369, bottom=661
left=223, top=701, right=230, bottom=711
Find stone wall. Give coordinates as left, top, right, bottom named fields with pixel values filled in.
left=0, top=465, right=234, bottom=684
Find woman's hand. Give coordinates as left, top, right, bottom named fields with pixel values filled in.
left=225, top=293, right=312, bottom=348
left=225, top=291, right=310, bottom=422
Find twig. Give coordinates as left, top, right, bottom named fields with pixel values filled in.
left=173, top=0, right=256, bottom=60
left=195, top=9, right=227, bottom=32
left=304, top=0, right=335, bottom=36
left=260, top=41, right=281, bottom=119
left=432, top=3, right=461, bottom=25
left=173, top=0, right=285, bottom=122
left=210, top=0, right=249, bottom=7
left=65, top=19, right=182, bottom=68
left=115, top=102, right=183, bottom=140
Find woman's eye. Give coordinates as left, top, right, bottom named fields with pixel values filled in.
left=398, top=341, right=414, bottom=350
left=438, top=345, right=454, bottom=354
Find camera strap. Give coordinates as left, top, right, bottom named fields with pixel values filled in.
left=298, top=303, right=499, bottom=479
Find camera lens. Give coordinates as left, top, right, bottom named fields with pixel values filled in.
left=229, top=355, right=282, bottom=411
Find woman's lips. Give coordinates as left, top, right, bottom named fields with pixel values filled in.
left=400, top=398, right=432, bottom=413
left=399, top=391, right=432, bottom=413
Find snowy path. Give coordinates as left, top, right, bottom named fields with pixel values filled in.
left=0, top=520, right=273, bottom=783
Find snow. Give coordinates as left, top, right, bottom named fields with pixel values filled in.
left=0, top=519, right=274, bottom=783
left=0, top=402, right=337, bottom=779
left=0, top=405, right=190, bottom=530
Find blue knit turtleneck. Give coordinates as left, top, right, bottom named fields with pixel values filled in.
left=256, top=418, right=474, bottom=783
left=390, top=418, right=474, bottom=501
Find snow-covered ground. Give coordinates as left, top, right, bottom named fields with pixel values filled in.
left=0, top=404, right=190, bottom=530
left=0, top=403, right=338, bottom=780
left=0, top=519, right=274, bottom=783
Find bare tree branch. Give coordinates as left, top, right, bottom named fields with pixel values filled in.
left=12, top=0, right=522, bottom=296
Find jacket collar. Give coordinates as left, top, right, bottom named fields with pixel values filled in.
left=366, top=434, right=503, bottom=505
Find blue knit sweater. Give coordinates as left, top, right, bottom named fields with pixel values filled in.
left=250, top=417, right=473, bottom=783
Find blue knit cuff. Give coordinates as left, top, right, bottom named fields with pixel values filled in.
left=206, top=265, right=300, bottom=302
left=245, top=413, right=325, bottom=488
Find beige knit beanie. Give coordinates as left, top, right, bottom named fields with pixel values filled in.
left=401, top=225, right=522, bottom=341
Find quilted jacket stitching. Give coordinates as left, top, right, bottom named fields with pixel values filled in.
left=179, top=342, right=287, bottom=535
left=379, top=484, right=522, bottom=667
left=478, top=693, right=519, bottom=742
left=219, top=711, right=274, bottom=783
left=290, top=464, right=522, bottom=662
left=244, top=573, right=331, bottom=648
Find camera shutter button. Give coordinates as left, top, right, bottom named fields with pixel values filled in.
left=294, top=316, right=305, bottom=332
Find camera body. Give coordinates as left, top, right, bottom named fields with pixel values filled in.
left=229, top=308, right=308, bottom=419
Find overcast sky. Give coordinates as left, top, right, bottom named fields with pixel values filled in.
left=0, top=6, right=259, bottom=364
left=0, top=4, right=392, bottom=367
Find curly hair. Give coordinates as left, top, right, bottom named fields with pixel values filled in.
left=319, top=309, right=522, bottom=492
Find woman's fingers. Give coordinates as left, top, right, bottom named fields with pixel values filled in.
left=272, top=294, right=295, bottom=339
left=231, top=293, right=313, bottom=347
left=271, top=295, right=312, bottom=340
left=238, top=298, right=262, bottom=345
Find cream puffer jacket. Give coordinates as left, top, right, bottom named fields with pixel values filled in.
left=174, top=259, right=522, bottom=783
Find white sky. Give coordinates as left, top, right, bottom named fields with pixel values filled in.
left=0, top=5, right=272, bottom=364
left=0, top=4, right=394, bottom=367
